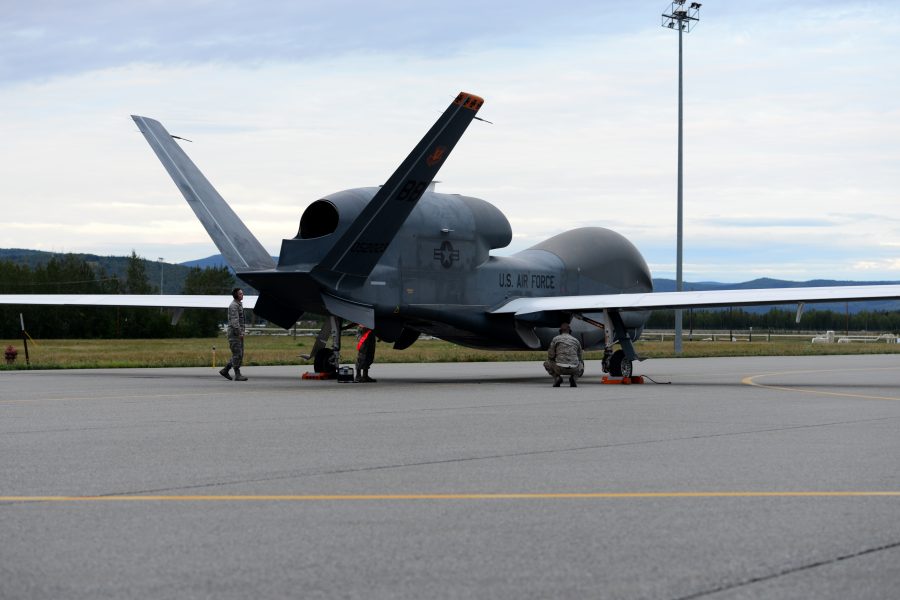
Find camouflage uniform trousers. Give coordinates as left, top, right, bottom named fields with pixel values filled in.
left=226, top=298, right=245, bottom=369
left=227, top=333, right=244, bottom=369
left=543, top=360, right=584, bottom=379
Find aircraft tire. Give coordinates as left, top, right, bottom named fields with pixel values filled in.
left=313, top=348, right=337, bottom=374
left=620, top=357, right=633, bottom=378
left=609, top=349, right=629, bottom=377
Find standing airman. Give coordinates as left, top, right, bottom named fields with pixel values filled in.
left=219, top=288, right=249, bottom=381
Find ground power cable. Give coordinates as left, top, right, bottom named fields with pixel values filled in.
left=637, top=374, right=671, bottom=384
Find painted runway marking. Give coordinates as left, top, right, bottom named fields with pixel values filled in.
left=2, top=492, right=900, bottom=502
left=742, top=367, right=900, bottom=401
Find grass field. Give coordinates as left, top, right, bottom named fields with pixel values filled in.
left=2, top=333, right=900, bottom=370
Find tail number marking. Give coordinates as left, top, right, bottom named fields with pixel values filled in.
left=397, top=180, right=428, bottom=202
left=351, top=241, right=390, bottom=254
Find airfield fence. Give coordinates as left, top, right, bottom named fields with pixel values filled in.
left=641, top=329, right=899, bottom=344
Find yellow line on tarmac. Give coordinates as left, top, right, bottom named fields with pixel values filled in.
left=742, top=367, right=900, bottom=402
left=2, top=492, right=900, bottom=502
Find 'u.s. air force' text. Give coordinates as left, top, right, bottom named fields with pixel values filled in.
left=498, top=273, right=556, bottom=289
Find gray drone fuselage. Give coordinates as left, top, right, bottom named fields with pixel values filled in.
left=240, top=187, right=652, bottom=351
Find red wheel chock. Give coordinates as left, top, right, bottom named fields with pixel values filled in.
left=601, top=375, right=645, bottom=385
left=302, top=371, right=336, bottom=380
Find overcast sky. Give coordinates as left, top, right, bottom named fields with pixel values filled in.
left=2, top=0, right=899, bottom=282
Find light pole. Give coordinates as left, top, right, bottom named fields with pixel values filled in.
left=158, top=257, right=164, bottom=294
left=661, top=1, right=700, bottom=354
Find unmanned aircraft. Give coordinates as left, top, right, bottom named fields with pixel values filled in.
left=3, top=91, right=900, bottom=377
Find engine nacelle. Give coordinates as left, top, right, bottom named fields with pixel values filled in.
left=280, top=188, right=512, bottom=270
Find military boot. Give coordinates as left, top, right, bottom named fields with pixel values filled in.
left=219, top=365, right=233, bottom=380
left=552, top=376, right=562, bottom=387
left=361, top=369, right=377, bottom=383
left=569, top=376, right=577, bottom=388
left=354, top=368, right=362, bottom=383
left=233, top=368, right=248, bottom=381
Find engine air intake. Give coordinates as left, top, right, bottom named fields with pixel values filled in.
left=299, top=200, right=339, bottom=239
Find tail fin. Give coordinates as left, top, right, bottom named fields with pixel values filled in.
left=132, top=116, right=275, bottom=272
left=315, top=92, right=484, bottom=280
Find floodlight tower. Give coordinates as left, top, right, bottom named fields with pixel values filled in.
left=661, top=1, right=700, bottom=354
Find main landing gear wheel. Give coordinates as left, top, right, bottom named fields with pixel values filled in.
left=608, top=349, right=633, bottom=378
left=313, top=348, right=337, bottom=374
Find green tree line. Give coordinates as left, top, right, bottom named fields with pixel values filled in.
left=646, top=307, right=900, bottom=333
left=0, top=252, right=236, bottom=338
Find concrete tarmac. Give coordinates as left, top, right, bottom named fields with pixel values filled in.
left=2, top=354, right=899, bottom=599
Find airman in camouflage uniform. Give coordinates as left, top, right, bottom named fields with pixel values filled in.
left=219, top=288, right=248, bottom=381
left=544, top=322, right=584, bottom=387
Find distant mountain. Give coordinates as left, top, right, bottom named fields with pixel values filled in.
left=0, top=248, right=192, bottom=294
left=179, top=255, right=231, bottom=270
left=179, top=254, right=277, bottom=271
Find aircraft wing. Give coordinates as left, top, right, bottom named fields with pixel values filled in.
left=0, top=294, right=257, bottom=309
left=491, top=285, right=900, bottom=316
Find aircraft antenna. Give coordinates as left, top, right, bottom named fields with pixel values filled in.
left=661, top=0, right=701, bottom=354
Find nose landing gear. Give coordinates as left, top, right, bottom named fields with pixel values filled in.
left=582, top=308, right=642, bottom=379
left=603, top=348, right=633, bottom=378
